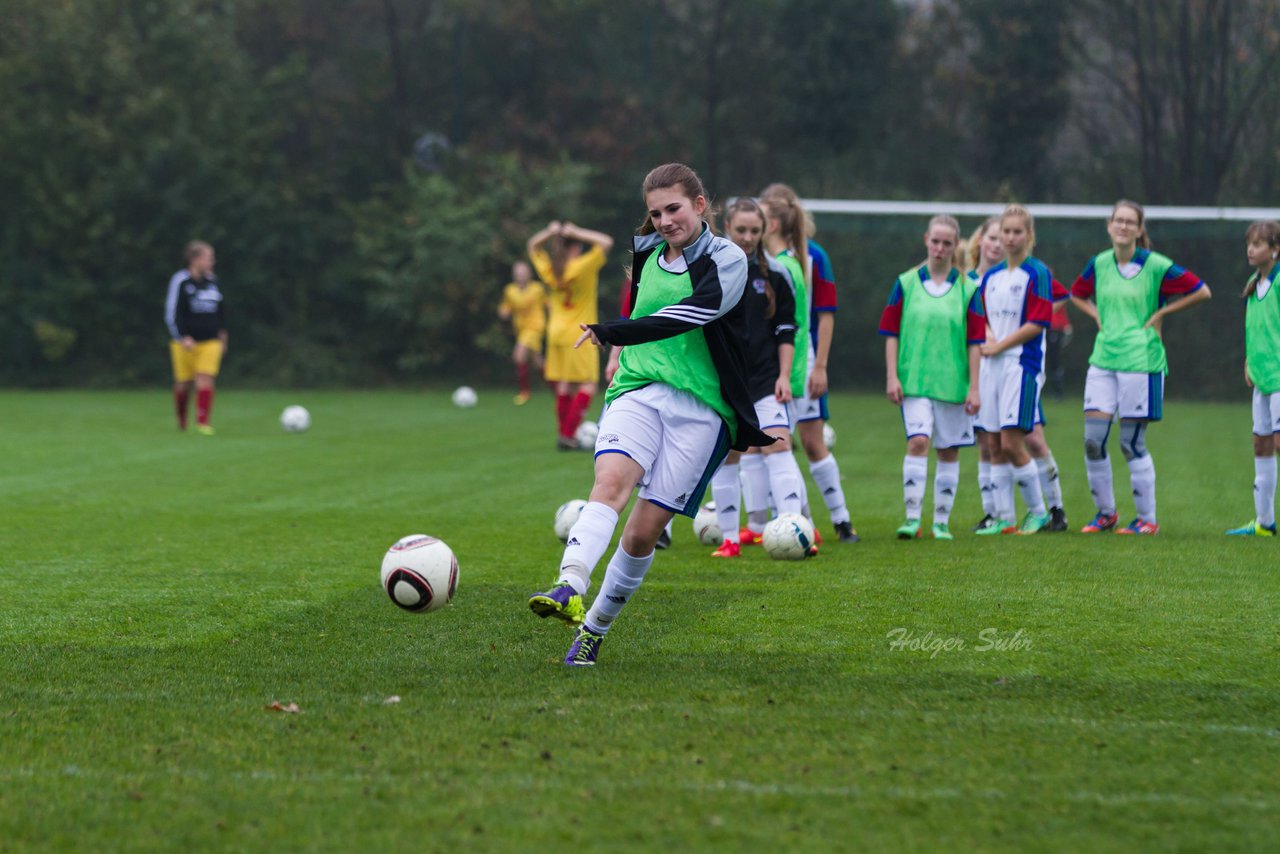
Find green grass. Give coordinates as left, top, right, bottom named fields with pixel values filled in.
left=1, top=389, right=1277, bottom=852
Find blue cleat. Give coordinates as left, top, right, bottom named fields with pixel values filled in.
left=564, top=625, right=605, bottom=666
left=528, top=582, right=585, bottom=626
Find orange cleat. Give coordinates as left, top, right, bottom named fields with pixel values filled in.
left=738, top=527, right=763, bottom=546
left=711, top=539, right=741, bottom=558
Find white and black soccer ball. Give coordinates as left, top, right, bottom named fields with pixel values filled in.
left=280, top=405, right=311, bottom=433
left=692, top=502, right=722, bottom=546
left=762, top=513, right=815, bottom=561
left=823, top=423, right=836, bottom=450
left=380, top=534, right=459, bottom=613
left=575, top=419, right=599, bottom=450
left=452, top=386, right=478, bottom=408
left=554, top=499, right=588, bottom=543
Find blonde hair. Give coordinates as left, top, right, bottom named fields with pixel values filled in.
left=183, top=240, right=213, bottom=265
left=966, top=217, right=1000, bottom=273
left=1243, top=220, right=1280, bottom=297
left=760, top=184, right=811, bottom=288
left=925, top=214, right=963, bottom=270
left=1000, top=204, right=1036, bottom=255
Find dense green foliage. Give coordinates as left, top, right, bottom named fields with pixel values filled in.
left=2, top=0, right=1278, bottom=388
left=2, top=390, right=1277, bottom=849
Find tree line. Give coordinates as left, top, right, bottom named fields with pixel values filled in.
left=2, top=0, right=1277, bottom=391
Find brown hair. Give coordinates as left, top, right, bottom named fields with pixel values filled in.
left=638, top=163, right=710, bottom=236
left=1111, top=199, right=1151, bottom=250
left=925, top=214, right=963, bottom=270
left=726, top=197, right=776, bottom=318
left=1243, top=220, right=1280, bottom=297
left=760, top=186, right=810, bottom=289
left=1000, top=203, right=1036, bottom=256
left=966, top=216, right=1000, bottom=273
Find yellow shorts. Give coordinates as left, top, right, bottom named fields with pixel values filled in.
left=516, top=327, right=544, bottom=351
left=544, top=343, right=600, bottom=384
left=170, top=339, right=224, bottom=382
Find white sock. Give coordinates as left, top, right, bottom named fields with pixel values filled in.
left=1085, top=457, right=1116, bottom=515
left=902, top=455, right=928, bottom=521
left=765, top=451, right=806, bottom=515
left=1255, top=455, right=1277, bottom=527
left=1128, top=454, right=1157, bottom=523
left=740, top=454, right=769, bottom=533
left=992, top=462, right=1015, bottom=523
left=809, top=454, right=850, bottom=525
left=584, top=546, right=654, bottom=635
left=978, top=460, right=995, bottom=516
left=933, top=460, right=959, bottom=525
left=1036, top=454, right=1063, bottom=510
left=711, top=463, right=741, bottom=544
left=1014, top=460, right=1046, bottom=515
left=558, top=502, right=618, bottom=594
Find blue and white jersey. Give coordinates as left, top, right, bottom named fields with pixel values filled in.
left=979, top=257, right=1053, bottom=372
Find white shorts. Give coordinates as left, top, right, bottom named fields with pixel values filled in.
left=978, top=357, right=1042, bottom=433
left=975, top=360, right=1044, bottom=430
left=901, top=397, right=975, bottom=449
left=595, top=383, right=729, bottom=517
left=1253, top=388, right=1280, bottom=435
left=754, top=394, right=792, bottom=432
left=1083, top=366, right=1164, bottom=421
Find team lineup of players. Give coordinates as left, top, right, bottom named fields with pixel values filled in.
left=498, top=190, right=1280, bottom=547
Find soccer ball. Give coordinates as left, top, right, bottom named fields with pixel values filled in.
left=379, top=534, right=459, bottom=613
left=280, top=405, right=311, bottom=433
left=452, top=386, right=478, bottom=408
left=554, top=499, right=587, bottom=542
left=692, top=502, right=722, bottom=546
left=823, top=423, right=836, bottom=449
left=762, top=513, right=815, bottom=561
left=575, top=420, right=599, bottom=450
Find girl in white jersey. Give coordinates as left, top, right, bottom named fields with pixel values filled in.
left=974, top=205, right=1054, bottom=535
left=1225, top=221, right=1280, bottom=536
left=526, top=163, right=771, bottom=666
left=880, top=215, right=984, bottom=540
left=966, top=218, right=1070, bottom=533
left=1069, top=200, right=1211, bottom=535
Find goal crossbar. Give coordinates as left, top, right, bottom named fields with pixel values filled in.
left=803, top=199, right=1280, bottom=222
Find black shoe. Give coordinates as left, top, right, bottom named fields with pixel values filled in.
left=556, top=436, right=578, bottom=451
left=972, top=513, right=995, bottom=533
left=1046, top=507, right=1068, bottom=532
left=655, top=528, right=672, bottom=550
left=833, top=520, right=860, bottom=543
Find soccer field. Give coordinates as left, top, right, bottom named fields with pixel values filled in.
left=2, top=390, right=1276, bottom=851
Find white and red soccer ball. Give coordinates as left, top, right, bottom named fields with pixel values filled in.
left=379, top=534, right=458, bottom=613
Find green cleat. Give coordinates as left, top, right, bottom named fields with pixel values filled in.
left=1017, top=511, right=1051, bottom=535
left=528, top=582, right=585, bottom=626
left=1226, top=519, right=1277, bottom=536
left=896, top=519, right=922, bottom=539
left=931, top=522, right=953, bottom=540
left=194, top=424, right=216, bottom=436
left=975, top=518, right=1013, bottom=536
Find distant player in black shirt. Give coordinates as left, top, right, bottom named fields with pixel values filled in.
left=164, top=241, right=227, bottom=434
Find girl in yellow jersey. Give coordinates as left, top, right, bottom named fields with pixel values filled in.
left=527, top=220, right=613, bottom=449
left=497, top=260, right=547, bottom=404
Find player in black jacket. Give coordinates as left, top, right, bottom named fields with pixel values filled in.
left=164, top=241, right=227, bottom=434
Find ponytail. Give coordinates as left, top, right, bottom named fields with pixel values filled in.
left=1242, top=220, right=1280, bottom=297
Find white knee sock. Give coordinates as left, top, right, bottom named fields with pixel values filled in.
left=808, top=453, right=850, bottom=525
left=992, top=462, right=1015, bottom=522
left=1085, top=457, right=1115, bottom=515
left=740, top=453, right=770, bottom=532
left=978, top=460, right=995, bottom=516
left=933, top=460, right=959, bottom=525
left=1014, top=460, right=1046, bottom=515
left=558, top=502, right=619, bottom=594
left=1036, top=454, right=1063, bottom=510
left=1128, top=454, right=1157, bottom=523
left=903, top=455, right=928, bottom=521
left=711, top=462, right=741, bottom=544
left=1255, top=455, right=1278, bottom=527
left=765, top=451, right=806, bottom=516
left=584, top=546, right=654, bottom=635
